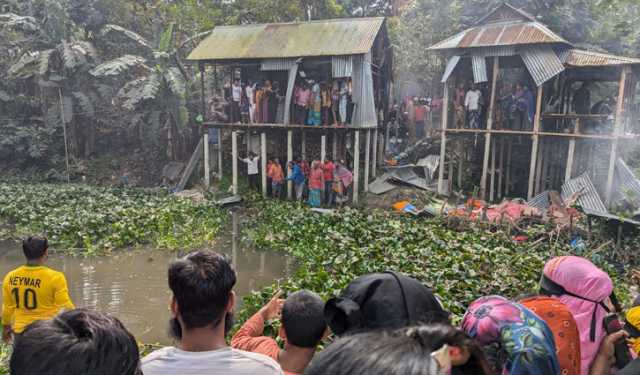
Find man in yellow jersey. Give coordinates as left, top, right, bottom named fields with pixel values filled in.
left=2, top=236, right=75, bottom=343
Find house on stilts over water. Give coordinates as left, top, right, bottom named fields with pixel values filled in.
left=430, top=3, right=640, bottom=217
left=186, top=17, right=392, bottom=204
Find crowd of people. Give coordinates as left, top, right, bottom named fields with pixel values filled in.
left=225, top=77, right=354, bottom=127
left=3, top=236, right=640, bottom=374
left=240, top=152, right=354, bottom=207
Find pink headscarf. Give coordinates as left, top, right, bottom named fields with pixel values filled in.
left=542, top=256, right=615, bottom=375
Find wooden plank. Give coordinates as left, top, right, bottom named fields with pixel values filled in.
left=480, top=56, right=499, bottom=200
left=232, top=131, right=238, bottom=195
left=353, top=131, right=360, bottom=204
left=287, top=130, right=293, bottom=199
left=204, top=133, right=210, bottom=188
left=506, top=139, right=512, bottom=196
left=261, top=132, right=267, bottom=198
left=565, top=118, right=579, bottom=182
left=364, top=130, right=371, bottom=192
left=177, top=137, right=204, bottom=192
left=203, top=122, right=367, bottom=131
left=605, top=66, right=628, bottom=207
left=437, top=83, right=449, bottom=195
left=527, top=86, right=543, bottom=200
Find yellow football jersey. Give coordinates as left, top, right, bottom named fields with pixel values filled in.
left=2, top=265, right=75, bottom=333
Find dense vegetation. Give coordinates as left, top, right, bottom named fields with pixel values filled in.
left=238, top=200, right=631, bottom=324
left=2, top=0, right=640, bottom=177
left=0, top=182, right=225, bottom=254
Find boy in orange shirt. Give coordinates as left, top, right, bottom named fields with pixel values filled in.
left=231, top=291, right=325, bottom=375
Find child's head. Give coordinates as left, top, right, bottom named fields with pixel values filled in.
left=22, top=236, right=48, bottom=261
left=280, top=290, right=326, bottom=348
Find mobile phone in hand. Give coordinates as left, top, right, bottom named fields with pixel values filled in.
left=604, top=314, right=632, bottom=369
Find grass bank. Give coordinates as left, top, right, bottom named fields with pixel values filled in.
left=239, top=199, right=631, bottom=323
left=0, top=182, right=225, bottom=254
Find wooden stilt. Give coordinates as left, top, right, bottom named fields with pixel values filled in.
left=437, top=82, right=450, bottom=195
left=448, top=141, right=454, bottom=193
left=490, top=138, right=496, bottom=202
left=498, top=138, right=504, bottom=199
left=457, top=139, right=463, bottom=190
left=372, top=129, right=378, bottom=178
left=321, top=134, right=327, bottom=162
left=353, top=131, right=360, bottom=204
left=232, top=130, right=238, bottom=195
left=261, top=132, right=267, bottom=198
left=364, top=130, right=371, bottom=192
left=287, top=130, right=293, bottom=199
left=301, top=131, right=306, bottom=160
left=535, top=140, right=544, bottom=194
left=605, top=67, right=628, bottom=207
left=565, top=119, right=579, bottom=182
left=217, top=129, right=223, bottom=181
left=527, top=87, right=543, bottom=200
left=505, top=139, right=512, bottom=196
left=480, top=57, right=500, bottom=200
left=204, top=132, right=210, bottom=188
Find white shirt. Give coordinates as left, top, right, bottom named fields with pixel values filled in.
left=142, top=346, right=283, bottom=375
left=465, top=90, right=482, bottom=111
left=232, top=84, right=242, bottom=102
left=245, top=85, right=255, bottom=105
left=241, top=156, right=260, bottom=175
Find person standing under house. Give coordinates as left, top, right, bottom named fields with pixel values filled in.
left=231, top=79, right=242, bottom=124
left=270, top=158, right=284, bottom=199
left=299, top=159, right=311, bottom=198
left=322, top=158, right=335, bottom=205
left=464, top=84, right=482, bottom=129
left=286, top=161, right=306, bottom=201
left=308, top=161, right=324, bottom=207
left=2, top=236, right=75, bottom=343
left=239, top=152, right=260, bottom=191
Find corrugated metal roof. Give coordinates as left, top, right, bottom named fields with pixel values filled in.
left=475, top=3, right=536, bottom=25
left=520, top=45, right=565, bottom=86
left=261, top=58, right=296, bottom=71
left=561, top=173, right=608, bottom=216
left=565, top=49, right=640, bottom=67
left=332, top=56, right=353, bottom=78
left=441, top=55, right=461, bottom=83
left=429, top=21, right=569, bottom=51
left=527, top=191, right=550, bottom=210
left=187, top=17, right=385, bottom=61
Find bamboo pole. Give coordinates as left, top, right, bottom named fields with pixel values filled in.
left=217, top=129, right=223, bottom=181
left=232, top=131, right=238, bottom=195
left=457, top=139, right=463, bottom=190
left=565, top=118, right=580, bottom=182
left=490, top=137, right=496, bottom=202
left=527, top=86, right=543, bottom=200
left=605, top=67, right=628, bottom=207
left=301, top=131, right=306, bottom=160
left=353, top=131, right=360, bottom=204
left=321, top=134, right=327, bottom=162
left=364, top=130, right=371, bottom=192
left=480, top=57, right=500, bottom=200
left=261, top=132, right=267, bottom=198
left=58, top=88, right=71, bottom=183
left=437, top=82, right=449, bottom=195
left=498, top=138, right=504, bottom=199
left=204, top=133, right=210, bottom=188
left=372, top=129, right=378, bottom=178
left=332, top=132, right=338, bottom=160
left=535, top=140, right=544, bottom=195
left=506, top=139, right=512, bottom=196
left=287, top=130, right=293, bottom=199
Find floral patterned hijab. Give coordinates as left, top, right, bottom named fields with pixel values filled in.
left=461, top=296, right=560, bottom=375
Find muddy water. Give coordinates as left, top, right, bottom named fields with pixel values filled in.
left=0, top=210, right=291, bottom=344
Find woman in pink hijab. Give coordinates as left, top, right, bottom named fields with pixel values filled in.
left=540, top=256, right=620, bottom=374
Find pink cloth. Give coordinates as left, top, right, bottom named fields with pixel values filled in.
left=296, top=88, right=311, bottom=106
left=335, top=166, right=353, bottom=188
left=543, top=256, right=613, bottom=375
left=309, top=168, right=324, bottom=190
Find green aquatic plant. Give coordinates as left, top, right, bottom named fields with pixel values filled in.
left=0, top=183, right=225, bottom=254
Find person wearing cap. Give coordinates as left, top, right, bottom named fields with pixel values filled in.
left=324, top=271, right=450, bottom=336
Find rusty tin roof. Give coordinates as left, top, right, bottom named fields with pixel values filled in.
left=187, top=17, right=385, bottom=61
left=564, top=49, right=640, bottom=67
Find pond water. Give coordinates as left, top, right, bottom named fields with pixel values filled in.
left=0, top=210, right=291, bottom=344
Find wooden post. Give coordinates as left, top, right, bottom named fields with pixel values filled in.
left=490, top=138, right=496, bottom=202
left=448, top=140, right=455, bottom=193
left=535, top=140, right=544, bottom=195
left=505, top=139, right=512, bottom=196
left=605, top=67, right=628, bottom=207
left=204, top=132, right=210, bottom=188
left=232, top=131, right=238, bottom=195
left=217, top=129, right=223, bottom=180
left=58, top=88, right=71, bottom=183
left=321, top=134, right=327, bottom=162
left=527, top=86, right=543, bottom=200
left=498, top=138, right=504, bottom=199
left=565, top=118, right=580, bottom=182
left=261, top=132, right=267, bottom=198
left=437, top=82, right=449, bottom=195
left=372, top=129, right=378, bottom=178
left=353, top=131, right=361, bottom=204
left=480, top=57, right=500, bottom=200
left=457, top=139, right=463, bottom=190
left=332, top=132, right=338, bottom=160
left=287, top=130, right=293, bottom=199
left=364, top=130, right=371, bottom=192
left=301, top=131, right=306, bottom=160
